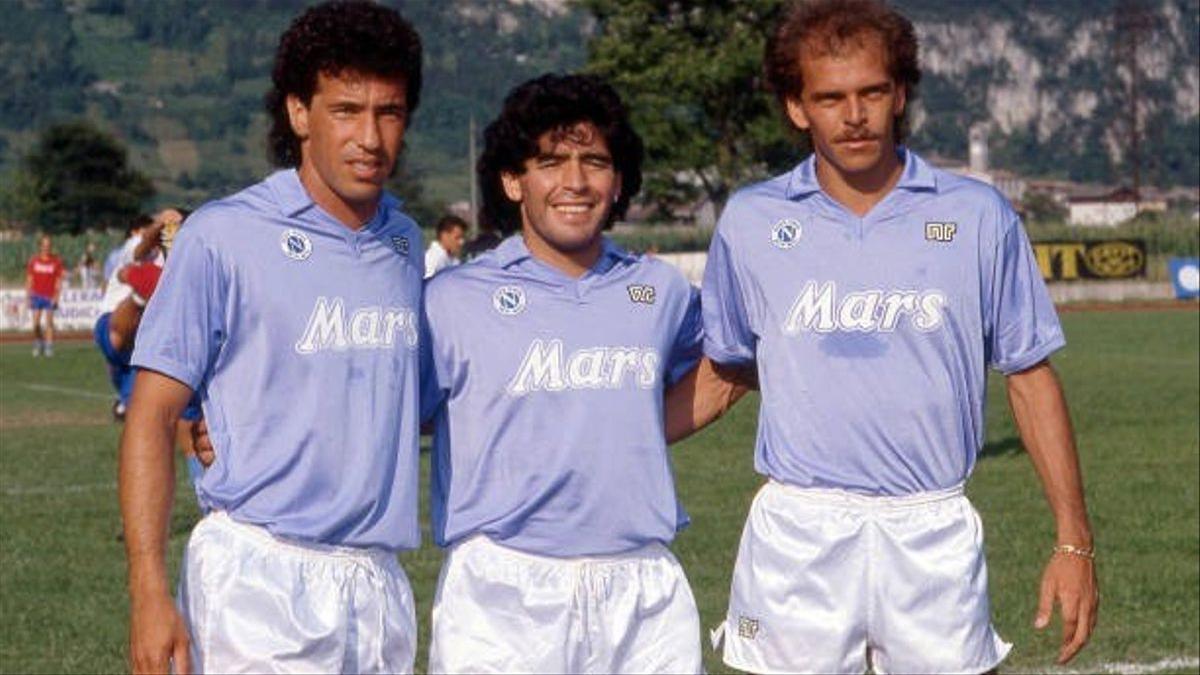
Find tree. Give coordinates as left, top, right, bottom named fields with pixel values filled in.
left=24, top=121, right=155, bottom=234
left=583, top=0, right=797, bottom=218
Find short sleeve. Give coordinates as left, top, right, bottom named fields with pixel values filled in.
left=664, top=285, right=703, bottom=387
left=131, top=225, right=228, bottom=390
left=701, top=227, right=756, bottom=366
left=987, top=217, right=1065, bottom=374
left=418, top=293, right=448, bottom=423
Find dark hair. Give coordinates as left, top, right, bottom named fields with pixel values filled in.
left=435, top=214, right=468, bottom=235
left=764, top=0, right=920, bottom=140
left=265, top=0, right=423, bottom=167
left=478, top=73, right=644, bottom=235
left=129, top=214, right=154, bottom=236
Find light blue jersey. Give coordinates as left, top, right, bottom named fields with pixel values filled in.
left=703, top=149, right=1064, bottom=495
left=423, top=236, right=703, bottom=557
left=132, top=170, right=425, bottom=550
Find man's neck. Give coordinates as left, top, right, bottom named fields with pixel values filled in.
left=521, top=229, right=602, bottom=279
left=814, top=147, right=905, bottom=217
left=296, top=165, right=376, bottom=230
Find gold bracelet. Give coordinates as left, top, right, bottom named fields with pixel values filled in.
left=1053, top=544, right=1096, bottom=560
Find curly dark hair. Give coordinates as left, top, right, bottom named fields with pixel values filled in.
left=764, top=0, right=920, bottom=141
left=265, top=0, right=423, bottom=167
left=478, top=74, right=644, bottom=236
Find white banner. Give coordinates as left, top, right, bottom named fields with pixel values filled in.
left=0, top=287, right=104, bottom=332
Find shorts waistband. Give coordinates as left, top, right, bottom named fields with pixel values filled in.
left=765, top=480, right=965, bottom=509
left=201, top=511, right=394, bottom=565
left=456, top=534, right=670, bottom=569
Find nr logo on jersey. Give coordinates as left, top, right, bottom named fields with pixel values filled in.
left=391, top=236, right=410, bottom=257
left=627, top=284, right=656, bottom=305
left=493, top=285, right=526, bottom=316
left=281, top=229, right=313, bottom=260
left=737, top=616, right=760, bottom=640
left=771, top=218, right=802, bottom=249
left=925, top=221, right=957, bottom=243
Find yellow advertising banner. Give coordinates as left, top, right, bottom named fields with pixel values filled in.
left=1032, top=240, right=1146, bottom=281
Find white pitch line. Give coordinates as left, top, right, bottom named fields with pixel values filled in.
left=1, top=482, right=117, bottom=497
left=19, top=382, right=112, bottom=400
left=1014, top=656, right=1200, bottom=675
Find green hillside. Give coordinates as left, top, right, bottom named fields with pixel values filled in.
left=2, top=0, right=1196, bottom=219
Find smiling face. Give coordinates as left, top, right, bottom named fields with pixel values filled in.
left=501, top=122, right=620, bottom=266
left=785, top=34, right=906, bottom=183
left=288, top=69, right=408, bottom=228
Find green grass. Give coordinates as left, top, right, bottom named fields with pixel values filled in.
left=1, top=309, right=1197, bottom=673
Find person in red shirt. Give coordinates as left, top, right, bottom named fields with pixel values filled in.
left=26, top=235, right=66, bottom=357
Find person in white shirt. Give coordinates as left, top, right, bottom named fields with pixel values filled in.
left=424, top=214, right=467, bottom=278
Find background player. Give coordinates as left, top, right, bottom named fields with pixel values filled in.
left=422, top=73, right=708, bottom=673
left=25, top=235, right=65, bottom=357
left=95, top=208, right=185, bottom=421
left=120, top=2, right=426, bottom=672
left=423, top=213, right=467, bottom=277
left=702, top=1, right=1098, bottom=672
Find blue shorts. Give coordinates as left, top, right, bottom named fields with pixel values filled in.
left=95, top=313, right=203, bottom=416
left=29, top=294, right=56, bottom=311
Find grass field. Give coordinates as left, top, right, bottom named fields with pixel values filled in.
left=1, top=309, right=1197, bottom=674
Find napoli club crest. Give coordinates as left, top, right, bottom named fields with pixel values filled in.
left=493, top=285, right=527, bottom=316
left=770, top=218, right=802, bottom=249
left=280, top=229, right=313, bottom=261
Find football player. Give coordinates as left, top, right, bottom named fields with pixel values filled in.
left=120, top=2, right=427, bottom=672
left=702, top=1, right=1097, bottom=672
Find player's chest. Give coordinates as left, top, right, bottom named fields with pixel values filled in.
left=450, top=280, right=677, bottom=386
left=233, top=227, right=421, bottom=341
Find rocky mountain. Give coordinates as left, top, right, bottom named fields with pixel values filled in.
left=902, top=0, right=1198, bottom=186
left=1, top=0, right=1195, bottom=215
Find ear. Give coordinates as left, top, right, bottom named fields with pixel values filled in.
left=893, top=83, right=907, bottom=118
left=785, top=97, right=810, bottom=131
left=612, top=173, right=622, bottom=204
left=286, top=94, right=310, bottom=140
left=501, top=172, right=523, bottom=203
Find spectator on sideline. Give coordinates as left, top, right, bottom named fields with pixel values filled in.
left=77, top=241, right=99, bottom=290
left=25, top=235, right=65, bottom=357
left=424, top=213, right=466, bottom=277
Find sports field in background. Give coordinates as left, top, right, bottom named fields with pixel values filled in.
left=1, top=308, right=1197, bottom=674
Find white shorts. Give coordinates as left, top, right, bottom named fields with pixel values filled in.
left=177, top=512, right=416, bottom=674
left=718, top=481, right=1011, bottom=674
left=429, top=535, right=703, bottom=674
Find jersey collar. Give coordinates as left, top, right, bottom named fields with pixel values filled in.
left=494, top=234, right=636, bottom=276
left=265, top=168, right=403, bottom=230
left=785, top=147, right=938, bottom=201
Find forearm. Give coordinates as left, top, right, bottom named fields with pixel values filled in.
left=119, top=374, right=183, bottom=600
left=1007, top=361, right=1092, bottom=545
left=665, top=357, right=752, bottom=444
left=109, top=298, right=143, bottom=353
left=133, top=231, right=160, bottom=262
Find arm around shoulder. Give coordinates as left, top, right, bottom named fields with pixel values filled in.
left=664, top=357, right=754, bottom=444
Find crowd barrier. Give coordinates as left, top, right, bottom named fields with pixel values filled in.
left=0, top=288, right=104, bottom=332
